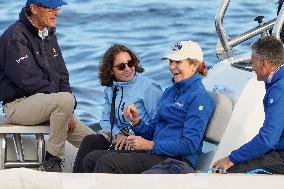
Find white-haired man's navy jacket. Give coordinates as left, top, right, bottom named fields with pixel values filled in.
left=0, top=8, right=72, bottom=105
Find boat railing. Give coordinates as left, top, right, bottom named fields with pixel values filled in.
left=215, top=0, right=284, bottom=60
left=272, top=1, right=284, bottom=39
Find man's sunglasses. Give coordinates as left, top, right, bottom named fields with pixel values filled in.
left=113, top=60, right=135, bottom=71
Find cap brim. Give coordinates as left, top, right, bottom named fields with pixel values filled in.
left=160, top=53, right=188, bottom=61
left=44, top=0, right=68, bottom=8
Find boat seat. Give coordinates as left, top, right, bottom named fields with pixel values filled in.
left=196, top=91, right=233, bottom=170
left=0, top=116, right=49, bottom=169
left=205, top=91, right=233, bottom=144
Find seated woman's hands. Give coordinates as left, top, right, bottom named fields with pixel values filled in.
left=123, top=104, right=140, bottom=126
left=123, top=104, right=154, bottom=151
left=126, top=135, right=154, bottom=151
left=114, top=134, right=128, bottom=150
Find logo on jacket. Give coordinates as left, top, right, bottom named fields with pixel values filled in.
left=52, top=48, right=58, bottom=57
left=198, top=105, right=204, bottom=111
left=175, top=101, right=183, bottom=107
left=16, top=55, right=28, bottom=64
left=269, top=98, right=274, bottom=104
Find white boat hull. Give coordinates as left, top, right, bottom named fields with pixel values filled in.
left=0, top=168, right=283, bottom=189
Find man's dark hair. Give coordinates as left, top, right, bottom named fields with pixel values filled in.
left=251, top=36, right=284, bottom=67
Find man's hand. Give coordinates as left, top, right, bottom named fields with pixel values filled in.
left=68, top=114, right=76, bottom=133
left=114, top=134, right=127, bottom=150
left=212, top=156, right=234, bottom=173
left=126, top=135, right=154, bottom=150
left=123, top=104, right=140, bottom=126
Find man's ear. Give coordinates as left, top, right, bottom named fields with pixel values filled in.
left=29, top=4, right=39, bottom=15
left=262, top=58, right=272, bottom=73
left=261, top=58, right=267, bottom=67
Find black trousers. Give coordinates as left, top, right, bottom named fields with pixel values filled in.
left=73, top=133, right=170, bottom=173
left=83, top=150, right=169, bottom=173
left=73, top=134, right=110, bottom=173
left=227, top=151, right=284, bottom=174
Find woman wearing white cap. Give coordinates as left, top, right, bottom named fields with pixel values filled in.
left=81, top=40, right=215, bottom=173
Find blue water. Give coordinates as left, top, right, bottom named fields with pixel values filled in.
left=0, top=0, right=276, bottom=126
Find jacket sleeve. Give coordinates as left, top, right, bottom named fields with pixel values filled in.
left=229, top=86, right=284, bottom=163
left=56, top=36, right=72, bottom=93
left=152, top=94, right=214, bottom=157
left=58, top=56, right=72, bottom=93
left=57, top=50, right=76, bottom=108
left=4, top=36, right=56, bottom=95
left=143, top=82, right=162, bottom=119
left=132, top=114, right=159, bottom=140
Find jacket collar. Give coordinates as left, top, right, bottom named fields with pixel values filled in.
left=19, top=7, right=55, bottom=39
left=265, top=64, right=284, bottom=89
left=173, top=73, right=202, bottom=93
left=113, top=74, right=138, bottom=87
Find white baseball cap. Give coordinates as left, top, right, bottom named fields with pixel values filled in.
left=161, top=40, right=203, bottom=62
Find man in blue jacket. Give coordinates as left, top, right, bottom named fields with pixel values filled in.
left=213, top=36, right=284, bottom=174
left=0, top=0, right=94, bottom=172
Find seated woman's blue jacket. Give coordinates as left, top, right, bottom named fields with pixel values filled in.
left=100, top=74, right=162, bottom=136
left=133, top=73, right=215, bottom=168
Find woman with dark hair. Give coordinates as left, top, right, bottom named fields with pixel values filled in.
left=98, top=44, right=144, bottom=86
left=73, top=44, right=162, bottom=172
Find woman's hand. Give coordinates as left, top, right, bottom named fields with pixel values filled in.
left=123, top=104, right=140, bottom=126
left=114, top=134, right=127, bottom=150
left=126, top=135, right=154, bottom=150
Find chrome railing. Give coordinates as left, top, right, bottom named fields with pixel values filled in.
left=215, top=0, right=284, bottom=60
left=272, top=2, right=284, bottom=39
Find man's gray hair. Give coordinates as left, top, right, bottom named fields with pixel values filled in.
left=251, top=36, right=284, bottom=67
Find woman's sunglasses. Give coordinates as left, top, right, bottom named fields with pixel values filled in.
left=113, top=60, right=135, bottom=71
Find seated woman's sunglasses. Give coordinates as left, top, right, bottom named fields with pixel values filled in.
left=113, top=60, right=135, bottom=71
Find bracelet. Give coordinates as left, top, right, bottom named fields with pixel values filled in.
left=130, top=119, right=141, bottom=127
